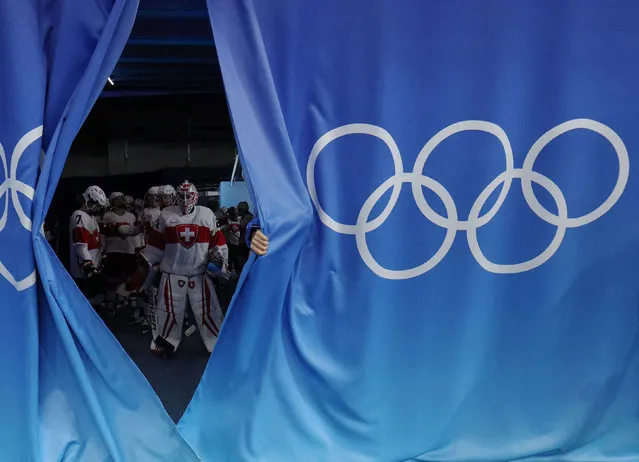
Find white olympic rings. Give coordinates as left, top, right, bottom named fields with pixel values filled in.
left=307, top=119, right=629, bottom=280
left=0, top=126, right=42, bottom=291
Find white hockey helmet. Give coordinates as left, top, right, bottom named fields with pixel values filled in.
left=159, top=184, right=176, bottom=207
left=109, top=191, right=126, bottom=209
left=176, top=180, right=198, bottom=215
left=144, top=186, right=160, bottom=207
left=82, top=186, right=107, bottom=212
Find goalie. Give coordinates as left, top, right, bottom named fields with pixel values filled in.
left=144, top=180, right=226, bottom=357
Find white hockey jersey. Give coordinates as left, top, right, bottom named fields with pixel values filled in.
left=101, top=210, right=140, bottom=254
left=225, top=218, right=241, bottom=246
left=141, top=207, right=161, bottom=232
left=140, top=207, right=161, bottom=248
left=146, top=205, right=218, bottom=277
left=69, top=210, right=102, bottom=278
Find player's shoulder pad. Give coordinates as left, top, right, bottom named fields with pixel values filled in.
left=71, top=209, right=89, bottom=225
left=197, top=206, right=216, bottom=224
left=197, top=205, right=214, bottom=217
left=163, top=205, right=179, bottom=215
left=160, top=206, right=178, bottom=221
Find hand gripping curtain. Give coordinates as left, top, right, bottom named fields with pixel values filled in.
left=182, top=1, right=639, bottom=461
left=0, top=1, right=199, bottom=461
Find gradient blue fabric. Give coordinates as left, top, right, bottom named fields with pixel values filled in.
left=181, top=1, right=639, bottom=460
left=1, top=1, right=199, bottom=461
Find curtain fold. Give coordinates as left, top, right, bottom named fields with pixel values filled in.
left=179, top=0, right=314, bottom=457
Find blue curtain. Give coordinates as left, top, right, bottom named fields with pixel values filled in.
left=182, top=1, right=639, bottom=460
left=1, top=1, right=199, bottom=460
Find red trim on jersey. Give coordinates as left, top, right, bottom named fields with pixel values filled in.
left=161, top=278, right=176, bottom=340
left=165, top=225, right=211, bottom=245
left=72, top=227, right=101, bottom=250
left=72, top=227, right=91, bottom=243
left=103, top=221, right=136, bottom=238
left=202, top=280, right=219, bottom=336
left=160, top=278, right=170, bottom=338
left=146, top=228, right=164, bottom=250
left=211, top=229, right=226, bottom=247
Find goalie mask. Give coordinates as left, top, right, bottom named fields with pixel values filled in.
left=82, top=186, right=108, bottom=213
left=176, top=180, right=198, bottom=215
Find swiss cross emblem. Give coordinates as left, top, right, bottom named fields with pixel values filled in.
left=176, top=223, right=199, bottom=249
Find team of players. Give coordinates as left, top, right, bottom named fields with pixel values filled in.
left=69, top=181, right=258, bottom=357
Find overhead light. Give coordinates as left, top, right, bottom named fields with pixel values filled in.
left=107, top=77, right=115, bottom=86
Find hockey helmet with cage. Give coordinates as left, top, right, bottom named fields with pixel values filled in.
left=176, top=180, right=199, bottom=215
left=82, top=186, right=107, bottom=213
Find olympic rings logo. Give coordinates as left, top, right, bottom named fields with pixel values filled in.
left=0, top=126, right=42, bottom=291
left=307, top=119, right=629, bottom=280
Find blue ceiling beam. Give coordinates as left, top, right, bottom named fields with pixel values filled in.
left=136, top=9, right=209, bottom=18
left=127, top=37, right=215, bottom=46
left=118, top=57, right=217, bottom=64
